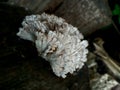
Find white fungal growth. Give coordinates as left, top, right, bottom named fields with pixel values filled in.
left=17, top=13, right=88, bottom=78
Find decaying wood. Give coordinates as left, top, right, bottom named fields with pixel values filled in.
left=0, top=3, right=90, bottom=90
left=7, top=0, right=111, bottom=36
left=8, top=0, right=52, bottom=11
left=94, top=38, right=120, bottom=82
left=0, top=0, right=113, bottom=89
left=7, top=0, right=64, bottom=13
left=55, top=0, right=111, bottom=36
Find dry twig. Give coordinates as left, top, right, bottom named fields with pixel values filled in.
left=93, top=38, right=120, bottom=82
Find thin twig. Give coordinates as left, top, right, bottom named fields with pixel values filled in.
left=111, top=19, right=120, bottom=36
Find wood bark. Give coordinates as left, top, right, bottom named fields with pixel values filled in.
left=0, top=3, right=90, bottom=90
left=55, top=0, right=111, bottom=36
left=8, top=0, right=111, bottom=36
left=0, top=0, right=112, bottom=89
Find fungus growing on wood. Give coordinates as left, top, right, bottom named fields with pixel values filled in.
left=17, top=13, right=88, bottom=78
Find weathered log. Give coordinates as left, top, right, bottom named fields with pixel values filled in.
left=7, top=0, right=64, bottom=13
left=55, top=0, right=111, bottom=36
left=8, top=0, right=111, bottom=36
left=0, top=0, right=112, bottom=89
left=0, top=3, right=90, bottom=90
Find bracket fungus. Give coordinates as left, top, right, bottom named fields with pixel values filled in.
left=17, top=13, right=88, bottom=78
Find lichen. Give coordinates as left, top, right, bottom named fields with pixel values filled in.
left=17, top=13, right=88, bottom=78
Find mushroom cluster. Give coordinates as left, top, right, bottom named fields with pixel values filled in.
left=17, top=13, right=88, bottom=78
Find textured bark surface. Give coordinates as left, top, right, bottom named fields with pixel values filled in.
left=0, top=3, right=90, bottom=90
left=8, top=0, right=111, bottom=36
left=55, top=0, right=111, bottom=36
left=0, top=0, right=112, bottom=89
left=8, top=0, right=64, bottom=13
left=8, top=0, right=52, bottom=11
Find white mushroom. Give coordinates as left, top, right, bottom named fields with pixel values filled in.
left=17, top=13, right=88, bottom=78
